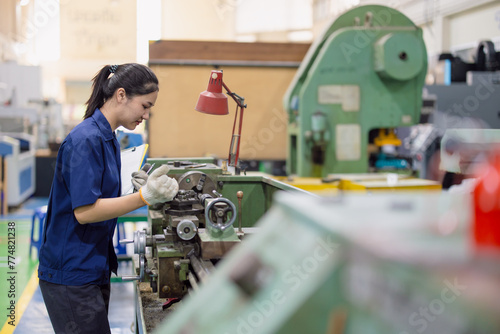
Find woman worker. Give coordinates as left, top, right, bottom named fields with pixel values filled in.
left=38, top=63, right=178, bottom=334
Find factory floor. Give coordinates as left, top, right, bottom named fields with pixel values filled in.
left=0, top=197, right=137, bottom=334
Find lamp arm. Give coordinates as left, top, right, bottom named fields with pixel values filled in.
left=222, top=82, right=246, bottom=108
left=222, top=81, right=247, bottom=170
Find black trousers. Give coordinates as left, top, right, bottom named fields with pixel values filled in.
left=39, top=280, right=111, bottom=334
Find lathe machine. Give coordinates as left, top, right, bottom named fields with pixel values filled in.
left=118, top=158, right=309, bottom=332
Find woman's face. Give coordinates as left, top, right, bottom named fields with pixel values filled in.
left=119, top=90, right=158, bottom=130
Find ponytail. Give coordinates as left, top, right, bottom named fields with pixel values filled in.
left=84, top=65, right=113, bottom=119
left=84, top=63, right=159, bottom=119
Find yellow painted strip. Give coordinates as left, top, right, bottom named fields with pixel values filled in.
left=0, top=265, right=39, bottom=334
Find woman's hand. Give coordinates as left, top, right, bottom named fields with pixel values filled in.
left=139, top=165, right=179, bottom=205
left=131, top=163, right=151, bottom=191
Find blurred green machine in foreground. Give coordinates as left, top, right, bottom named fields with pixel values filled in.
left=156, top=189, right=500, bottom=334
left=284, top=5, right=427, bottom=177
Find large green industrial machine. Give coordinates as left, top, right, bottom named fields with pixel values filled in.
left=284, top=5, right=427, bottom=177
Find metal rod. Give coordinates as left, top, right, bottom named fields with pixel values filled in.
left=187, top=272, right=199, bottom=291
left=189, top=253, right=215, bottom=283
left=146, top=163, right=156, bottom=175
left=222, top=81, right=246, bottom=168
left=237, top=191, right=243, bottom=234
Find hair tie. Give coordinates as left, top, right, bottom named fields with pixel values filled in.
left=109, top=64, right=118, bottom=74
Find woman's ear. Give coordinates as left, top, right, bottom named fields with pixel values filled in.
left=116, top=88, right=127, bottom=103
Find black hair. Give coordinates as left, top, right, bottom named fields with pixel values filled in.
left=84, top=63, right=159, bottom=119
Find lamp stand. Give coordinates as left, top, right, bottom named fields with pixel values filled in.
left=223, top=82, right=246, bottom=172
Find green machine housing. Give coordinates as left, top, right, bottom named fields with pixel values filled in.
left=284, top=5, right=427, bottom=177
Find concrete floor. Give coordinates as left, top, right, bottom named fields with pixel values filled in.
left=0, top=197, right=137, bottom=334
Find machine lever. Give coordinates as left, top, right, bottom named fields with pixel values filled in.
left=120, top=275, right=141, bottom=281
left=237, top=191, right=243, bottom=235
left=186, top=163, right=206, bottom=169
left=118, top=254, right=146, bottom=282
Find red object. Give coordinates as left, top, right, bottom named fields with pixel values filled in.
left=195, top=71, right=229, bottom=115
left=473, top=149, right=500, bottom=248
left=162, top=298, right=180, bottom=310
left=195, top=70, right=247, bottom=168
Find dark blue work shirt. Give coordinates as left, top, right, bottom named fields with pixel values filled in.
left=39, top=109, right=121, bottom=285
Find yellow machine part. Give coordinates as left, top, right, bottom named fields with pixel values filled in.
left=373, top=128, right=402, bottom=147
left=274, top=173, right=441, bottom=194
left=273, top=176, right=340, bottom=196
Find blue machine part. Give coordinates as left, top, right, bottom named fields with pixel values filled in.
left=375, top=153, right=409, bottom=170
left=116, top=131, right=147, bottom=167
left=20, top=166, right=33, bottom=194
left=1, top=134, right=36, bottom=206
left=444, top=59, right=451, bottom=86
left=0, top=142, right=14, bottom=156
left=290, top=95, right=299, bottom=111
left=117, top=131, right=144, bottom=149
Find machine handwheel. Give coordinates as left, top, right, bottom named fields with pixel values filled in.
left=205, top=198, right=236, bottom=231
left=118, top=232, right=147, bottom=282
left=138, top=254, right=146, bottom=281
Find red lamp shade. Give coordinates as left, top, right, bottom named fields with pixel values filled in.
left=195, top=70, right=229, bottom=115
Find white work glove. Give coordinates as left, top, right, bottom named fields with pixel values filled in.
left=139, top=165, right=179, bottom=206
left=131, top=163, right=151, bottom=192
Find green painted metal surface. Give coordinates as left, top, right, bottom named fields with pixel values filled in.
left=145, top=159, right=312, bottom=232
left=152, top=190, right=500, bottom=334
left=284, top=5, right=427, bottom=177
left=198, top=227, right=240, bottom=243
left=218, top=175, right=309, bottom=228
left=156, top=245, right=184, bottom=258
left=146, top=158, right=223, bottom=176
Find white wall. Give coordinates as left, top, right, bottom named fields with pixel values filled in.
left=448, top=1, right=500, bottom=55
left=161, top=0, right=236, bottom=41
left=235, top=0, right=313, bottom=42
left=312, top=0, right=500, bottom=61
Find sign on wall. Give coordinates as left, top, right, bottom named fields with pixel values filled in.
left=60, top=0, right=136, bottom=60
